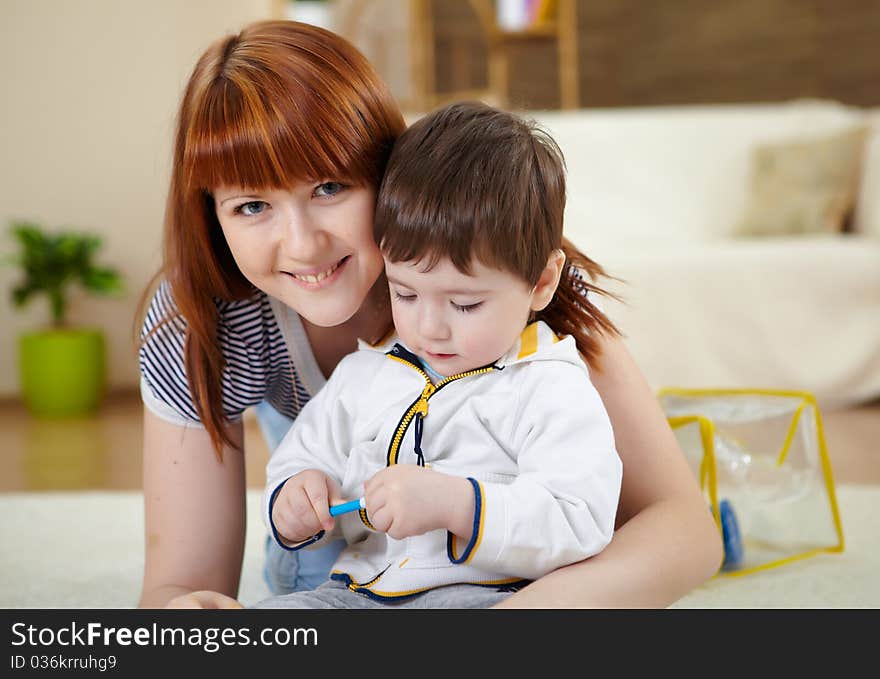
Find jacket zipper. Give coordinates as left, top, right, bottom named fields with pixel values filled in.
left=385, top=353, right=497, bottom=466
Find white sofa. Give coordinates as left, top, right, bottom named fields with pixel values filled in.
left=531, top=100, right=880, bottom=409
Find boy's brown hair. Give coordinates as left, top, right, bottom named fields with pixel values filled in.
left=375, top=101, right=620, bottom=367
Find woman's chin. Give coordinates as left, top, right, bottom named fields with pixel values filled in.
left=295, top=302, right=360, bottom=329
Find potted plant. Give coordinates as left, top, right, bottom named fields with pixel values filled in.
left=4, top=220, right=124, bottom=417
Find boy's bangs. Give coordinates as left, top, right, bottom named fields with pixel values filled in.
left=184, top=81, right=371, bottom=193
left=379, top=197, right=498, bottom=275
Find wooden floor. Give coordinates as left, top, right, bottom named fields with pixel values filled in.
left=0, top=390, right=877, bottom=491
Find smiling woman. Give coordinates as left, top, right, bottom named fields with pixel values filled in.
left=146, top=20, right=405, bottom=455
left=137, top=20, right=406, bottom=607
left=212, top=182, right=384, bottom=328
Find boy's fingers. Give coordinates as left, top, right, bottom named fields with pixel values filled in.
left=326, top=475, right=344, bottom=505
left=304, top=480, right=334, bottom=532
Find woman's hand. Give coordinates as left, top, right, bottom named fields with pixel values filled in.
left=165, top=590, right=244, bottom=609
left=271, top=470, right=342, bottom=545
left=364, top=466, right=474, bottom=540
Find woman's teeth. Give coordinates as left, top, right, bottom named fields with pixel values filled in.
left=291, top=260, right=341, bottom=284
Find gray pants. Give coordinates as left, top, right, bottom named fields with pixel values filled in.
left=252, top=579, right=516, bottom=609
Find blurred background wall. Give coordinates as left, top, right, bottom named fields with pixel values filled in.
left=1, top=0, right=879, bottom=399
left=0, top=0, right=275, bottom=397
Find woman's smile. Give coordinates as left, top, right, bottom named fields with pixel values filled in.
left=284, top=255, right=351, bottom=289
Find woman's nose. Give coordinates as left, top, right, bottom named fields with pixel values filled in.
left=280, top=209, right=327, bottom=262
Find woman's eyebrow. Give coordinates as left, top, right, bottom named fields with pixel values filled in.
left=219, top=195, right=260, bottom=206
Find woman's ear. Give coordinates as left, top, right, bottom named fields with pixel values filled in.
left=530, top=249, right=566, bottom=312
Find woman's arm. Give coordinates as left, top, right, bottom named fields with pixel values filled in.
left=495, top=334, right=724, bottom=608
left=138, top=408, right=247, bottom=608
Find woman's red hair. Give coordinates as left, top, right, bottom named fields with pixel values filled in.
left=140, top=20, right=405, bottom=457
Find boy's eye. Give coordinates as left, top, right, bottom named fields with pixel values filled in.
left=234, top=201, right=268, bottom=216
left=314, top=181, right=347, bottom=198
left=452, top=301, right=483, bottom=313
left=392, top=291, right=416, bottom=303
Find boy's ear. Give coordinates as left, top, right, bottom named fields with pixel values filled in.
left=530, top=249, right=566, bottom=312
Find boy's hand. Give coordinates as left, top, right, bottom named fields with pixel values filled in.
left=271, top=470, right=342, bottom=545
left=364, top=466, right=474, bottom=540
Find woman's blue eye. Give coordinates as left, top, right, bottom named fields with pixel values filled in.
left=452, top=301, right=482, bottom=313
left=234, top=201, right=267, bottom=216
left=314, top=182, right=346, bottom=197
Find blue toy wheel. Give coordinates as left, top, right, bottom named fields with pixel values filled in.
left=719, top=499, right=744, bottom=570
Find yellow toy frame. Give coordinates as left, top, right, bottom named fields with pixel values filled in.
left=658, top=387, right=845, bottom=577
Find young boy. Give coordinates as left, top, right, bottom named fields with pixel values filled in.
left=256, top=102, right=622, bottom=608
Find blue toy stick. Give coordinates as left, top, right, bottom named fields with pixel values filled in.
left=329, top=497, right=366, bottom=517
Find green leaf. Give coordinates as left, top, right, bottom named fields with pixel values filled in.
left=81, top=267, right=124, bottom=295
left=11, top=282, right=38, bottom=308
left=4, top=220, right=126, bottom=327
left=12, top=222, right=46, bottom=247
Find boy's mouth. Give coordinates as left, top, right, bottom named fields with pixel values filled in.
left=426, top=351, right=456, bottom=360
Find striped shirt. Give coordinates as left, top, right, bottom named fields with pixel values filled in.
left=139, top=281, right=315, bottom=426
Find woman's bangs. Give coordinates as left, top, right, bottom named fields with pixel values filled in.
left=185, top=81, right=370, bottom=193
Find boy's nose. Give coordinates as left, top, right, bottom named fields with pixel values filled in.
left=418, top=307, right=451, bottom=341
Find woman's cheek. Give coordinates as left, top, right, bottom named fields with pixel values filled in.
left=225, top=230, right=272, bottom=280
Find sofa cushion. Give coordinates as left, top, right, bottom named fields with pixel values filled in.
left=734, top=125, right=868, bottom=237
left=585, top=235, right=880, bottom=408
left=533, top=100, right=866, bottom=255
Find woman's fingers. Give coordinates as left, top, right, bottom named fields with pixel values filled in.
left=166, top=591, right=243, bottom=609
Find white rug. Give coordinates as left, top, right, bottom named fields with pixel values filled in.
left=1, top=487, right=877, bottom=609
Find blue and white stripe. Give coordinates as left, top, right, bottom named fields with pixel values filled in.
left=139, top=281, right=311, bottom=424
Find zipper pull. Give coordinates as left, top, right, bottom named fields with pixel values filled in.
left=414, top=397, right=429, bottom=417
left=414, top=382, right=434, bottom=417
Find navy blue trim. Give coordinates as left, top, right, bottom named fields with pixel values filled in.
left=386, top=343, right=422, bottom=368
left=447, top=477, right=482, bottom=564
left=329, top=572, right=532, bottom=602
left=268, top=477, right=324, bottom=551
left=413, top=413, right=426, bottom=466
left=330, top=571, right=424, bottom=603
left=358, top=507, right=375, bottom=530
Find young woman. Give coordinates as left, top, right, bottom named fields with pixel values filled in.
left=137, top=20, right=722, bottom=609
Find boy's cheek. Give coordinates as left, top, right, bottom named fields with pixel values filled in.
left=390, top=308, right=411, bottom=337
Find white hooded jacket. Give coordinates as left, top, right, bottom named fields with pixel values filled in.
left=263, top=320, right=621, bottom=601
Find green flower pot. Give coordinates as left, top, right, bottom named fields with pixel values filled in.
left=18, top=328, right=106, bottom=417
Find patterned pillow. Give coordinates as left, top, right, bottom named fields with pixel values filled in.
left=735, top=125, right=868, bottom=236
